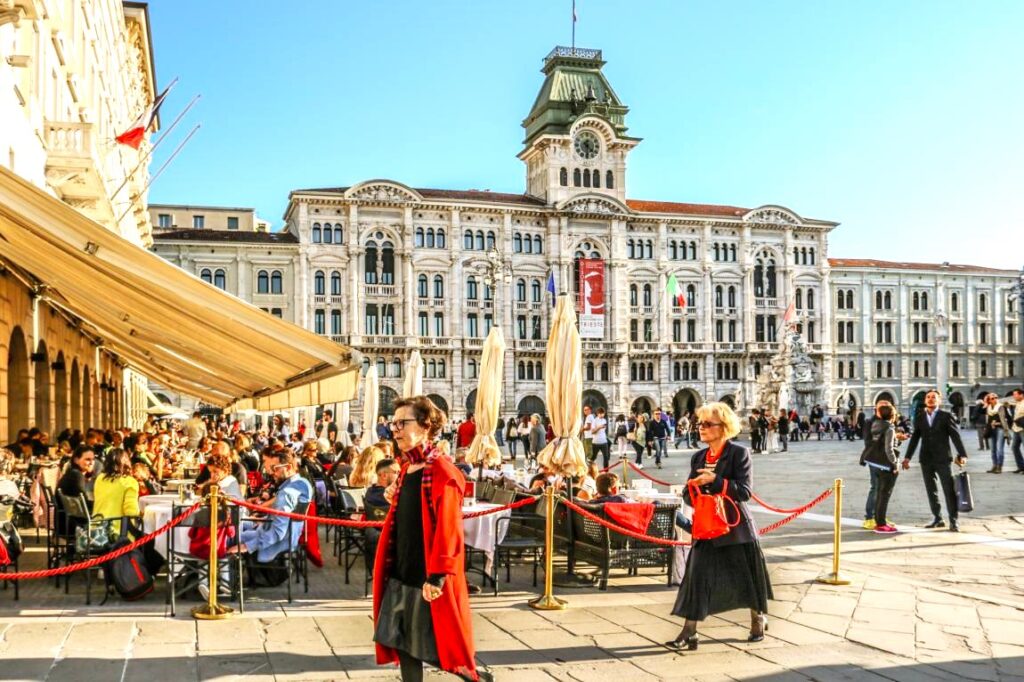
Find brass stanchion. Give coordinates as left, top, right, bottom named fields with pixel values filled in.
left=529, top=485, right=567, bottom=610
left=816, top=478, right=850, bottom=586
left=192, top=484, right=234, bottom=620
left=621, top=457, right=629, bottom=488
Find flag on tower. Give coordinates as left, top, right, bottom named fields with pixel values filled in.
left=116, top=83, right=172, bottom=149
left=667, top=273, right=686, bottom=308
left=546, top=271, right=556, bottom=306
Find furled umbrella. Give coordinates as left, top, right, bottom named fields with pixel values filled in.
left=403, top=350, right=423, bottom=398
left=465, top=326, right=507, bottom=478
left=537, top=294, right=587, bottom=478
left=360, top=365, right=379, bottom=446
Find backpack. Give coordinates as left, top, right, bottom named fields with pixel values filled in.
left=615, top=422, right=628, bottom=438
left=104, top=540, right=154, bottom=601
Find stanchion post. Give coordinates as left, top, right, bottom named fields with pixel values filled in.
left=621, top=457, right=629, bottom=488
left=529, top=485, right=567, bottom=610
left=192, top=484, right=234, bottom=620
left=815, top=478, right=850, bottom=586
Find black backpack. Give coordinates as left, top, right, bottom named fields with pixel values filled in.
left=104, top=540, right=154, bottom=601
left=615, top=422, right=628, bottom=438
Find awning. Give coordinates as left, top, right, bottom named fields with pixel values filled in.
left=0, top=166, right=361, bottom=409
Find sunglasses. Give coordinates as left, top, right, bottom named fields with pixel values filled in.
left=696, top=421, right=723, bottom=429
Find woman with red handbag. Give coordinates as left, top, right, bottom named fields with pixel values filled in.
left=667, top=402, right=773, bottom=651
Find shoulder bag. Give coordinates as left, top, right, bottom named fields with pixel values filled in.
left=688, top=479, right=741, bottom=540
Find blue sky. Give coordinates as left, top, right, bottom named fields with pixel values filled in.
left=146, top=1, right=1023, bottom=270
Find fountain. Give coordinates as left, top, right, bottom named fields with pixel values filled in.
left=753, top=329, right=824, bottom=417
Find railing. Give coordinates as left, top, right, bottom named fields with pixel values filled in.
left=671, top=305, right=695, bottom=315
left=516, top=340, right=547, bottom=351
left=628, top=305, right=656, bottom=315
left=329, top=334, right=346, bottom=344
left=365, top=285, right=396, bottom=297
left=716, top=342, right=744, bottom=352
left=466, top=299, right=479, bottom=309
left=44, top=120, right=93, bottom=157
left=755, top=298, right=779, bottom=309
left=464, top=338, right=484, bottom=349
left=582, top=341, right=617, bottom=353
left=418, top=337, right=454, bottom=348
left=363, top=335, right=406, bottom=347
left=330, top=295, right=345, bottom=304
left=545, top=46, right=602, bottom=62
left=630, top=342, right=662, bottom=352
left=515, top=301, right=529, bottom=310
left=747, top=342, right=780, bottom=352
left=670, top=342, right=710, bottom=353
left=313, top=295, right=327, bottom=304
left=714, top=307, right=739, bottom=316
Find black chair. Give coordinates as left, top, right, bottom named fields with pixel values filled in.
left=335, top=488, right=367, bottom=582
left=477, top=480, right=495, bottom=502
left=167, top=503, right=244, bottom=616
left=55, top=491, right=134, bottom=604
left=491, top=495, right=544, bottom=596
left=0, top=520, right=21, bottom=600
left=361, top=501, right=389, bottom=597
left=491, top=488, right=515, bottom=506
left=242, top=500, right=310, bottom=603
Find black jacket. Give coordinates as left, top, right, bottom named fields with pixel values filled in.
left=860, top=419, right=897, bottom=472
left=904, top=409, right=967, bottom=464
left=682, top=440, right=758, bottom=547
left=649, top=418, right=671, bottom=439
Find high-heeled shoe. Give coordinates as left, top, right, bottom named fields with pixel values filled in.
left=665, top=620, right=699, bottom=650
left=748, top=612, right=768, bottom=642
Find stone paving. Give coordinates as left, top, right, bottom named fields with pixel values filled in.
left=2, top=436, right=1024, bottom=681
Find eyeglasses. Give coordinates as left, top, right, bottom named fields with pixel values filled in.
left=388, top=419, right=418, bottom=432
left=696, top=421, right=723, bottom=429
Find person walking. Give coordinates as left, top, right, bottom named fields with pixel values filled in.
left=748, top=410, right=762, bottom=453
left=902, top=390, right=968, bottom=531
left=1011, top=388, right=1024, bottom=474
left=528, top=414, right=547, bottom=469
left=614, top=415, right=629, bottom=462
left=516, top=416, right=531, bottom=464
left=667, top=402, right=772, bottom=650
left=972, top=403, right=989, bottom=451
left=674, top=414, right=690, bottom=449
left=505, top=417, right=519, bottom=463
left=777, top=410, right=790, bottom=452
left=591, top=407, right=611, bottom=470
left=650, top=408, right=671, bottom=468
left=632, top=414, right=648, bottom=469
left=581, top=405, right=595, bottom=464
left=982, top=393, right=1011, bottom=474
left=860, top=403, right=901, bottom=534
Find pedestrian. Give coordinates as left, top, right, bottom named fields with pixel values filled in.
left=505, top=417, right=519, bottom=463
left=667, top=401, right=772, bottom=650
left=590, top=407, right=611, bottom=469
left=494, top=417, right=505, bottom=452
left=860, top=403, right=901, bottom=533
left=632, top=414, right=647, bottom=468
left=614, top=414, right=629, bottom=462
left=982, top=393, right=1011, bottom=474
left=748, top=410, right=762, bottom=453
left=972, top=403, right=989, bottom=451
left=674, top=415, right=689, bottom=449
left=902, top=390, right=968, bottom=531
left=371, top=396, right=492, bottom=682
left=777, top=410, right=789, bottom=452
left=650, top=408, right=671, bottom=468
left=517, top=415, right=531, bottom=464
left=528, top=414, right=546, bottom=468
left=1011, top=388, right=1024, bottom=474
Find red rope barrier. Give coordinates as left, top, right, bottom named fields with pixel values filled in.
left=624, top=461, right=676, bottom=486
left=600, top=459, right=627, bottom=473
left=463, top=496, right=538, bottom=519
left=751, top=491, right=825, bottom=515
left=0, top=502, right=203, bottom=581
left=757, top=488, right=834, bottom=536
left=562, top=499, right=690, bottom=547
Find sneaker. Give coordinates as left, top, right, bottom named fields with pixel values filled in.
left=874, top=524, right=898, bottom=534
left=636, top=463, right=644, bottom=469
left=198, top=581, right=210, bottom=601
left=862, top=519, right=877, bottom=530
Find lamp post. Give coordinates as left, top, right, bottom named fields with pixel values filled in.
left=464, top=248, right=513, bottom=409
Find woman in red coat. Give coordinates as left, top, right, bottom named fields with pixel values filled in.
left=372, top=396, right=491, bottom=682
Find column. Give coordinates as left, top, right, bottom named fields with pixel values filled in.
left=349, top=248, right=362, bottom=342
left=403, top=207, right=415, bottom=340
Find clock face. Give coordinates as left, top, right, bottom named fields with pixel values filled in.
left=574, top=131, right=600, bottom=160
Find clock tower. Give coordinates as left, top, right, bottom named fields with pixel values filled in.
left=518, top=47, right=640, bottom=206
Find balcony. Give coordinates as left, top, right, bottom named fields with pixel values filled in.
left=716, top=342, right=744, bottom=352
left=363, top=335, right=406, bottom=348
left=465, top=299, right=493, bottom=309
left=365, top=284, right=396, bottom=297
left=754, top=298, right=778, bottom=309
left=714, top=307, right=739, bottom=316
left=328, top=334, right=346, bottom=344
left=515, top=339, right=547, bottom=351
left=463, top=338, right=484, bottom=350
left=629, top=305, right=655, bottom=315
left=630, top=342, right=663, bottom=353
left=418, top=337, right=456, bottom=349
left=43, top=120, right=114, bottom=222
left=746, top=342, right=780, bottom=352
left=582, top=341, right=618, bottom=353
left=313, top=295, right=328, bottom=304
left=671, top=342, right=711, bottom=354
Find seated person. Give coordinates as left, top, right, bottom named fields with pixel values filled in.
left=330, top=445, right=358, bottom=484
left=56, top=445, right=95, bottom=536
left=199, top=452, right=242, bottom=500
left=133, top=461, right=162, bottom=497
left=364, top=458, right=399, bottom=516
left=195, top=441, right=247, bottom=489
left=589, top=472, right=628, bottom=505
left=226, top=449, right=311, bottom=566
left=453, top=447, right=473, bottom=477
left=93, top=448, right=141, bottom=534
left=528, top=465, right=561, bottom=492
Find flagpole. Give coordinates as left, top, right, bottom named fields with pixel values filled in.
left=571, top=0, right=576, bottom=49
left=110, top=93, right=201, bottom=202
left=116, top=123, right=201, bottom=224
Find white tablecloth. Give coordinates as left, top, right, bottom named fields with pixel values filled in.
left=139, top=494, right=182, bottom=512
left=141, top=502, right=193, bottom=559
left=463, top=502, right=511, bottom=574
left=0, top=479, right=19, bottom=498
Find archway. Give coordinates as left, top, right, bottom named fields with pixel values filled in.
left=910, top=390, right=927, bottom=422
left=720, top=394, right=736, bottom=410
left=874, top=391, right=896, bottom=406
left=582, top=389, right=607, bottom=414
left=426, top=394, right=449, bottom=416
left=631, top=397, right=654, bottom=417
left=70, top=359, right=81, bottom=431
left=949, top=391, right=965, bottom=420
left=672, top=388, right=701, bottom=419
left=465, top=389, right=477, bottom=416
left=53, top=352, right=67, bottom=433
left=33, top=340, right=50, bottom=433
left=82, top=365, right=92, bottom=429
left=7, top=327, right=29, bottom=441
left=379, top=386, right=398, bottom=418
left=517, top=395, right=546, bottom=417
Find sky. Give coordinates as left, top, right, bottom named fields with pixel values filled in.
left=145, top=0, right=1024, bottom=270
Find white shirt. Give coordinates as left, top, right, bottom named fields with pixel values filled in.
left=591, top=416, right=609, bottom=445
left=583, top=413, right=595, bottom=440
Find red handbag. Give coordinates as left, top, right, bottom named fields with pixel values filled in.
left=688, top=480, right=740, bottom=540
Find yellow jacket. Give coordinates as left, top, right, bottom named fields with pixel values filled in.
left=93, top=474, right=140, bottom=533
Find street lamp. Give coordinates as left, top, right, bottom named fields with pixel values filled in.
left=465, top=247, right=513, bottom=330
left=1009, top=266, right=1024, bottom=337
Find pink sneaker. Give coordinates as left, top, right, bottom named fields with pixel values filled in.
left=874, top=524, right=898, bottom=534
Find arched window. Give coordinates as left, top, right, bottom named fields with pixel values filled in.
left=809, top=248, right=815, bottom=265
left=728, top=286, right=736, bottom=308
left=380, top=241, right=395, bottom=285
left=573, top=168, right=581, bottom=186
left=645, top=240, right=653, bottom=259
left=582, top=169, right=591, bottom=188
left=330, top=271, right=342, bottom=296
left=376, top=357, right=386, bottom=377
left=951, top=292, right=959, bottom=312
left=437, top=229, right=446, bottom=248
left=686, top=284, right=696, bottom=308
left=886, top=360, right=893, bottom=377
left=438, top=360, right=446, bottom=378
left=475, top=231, right=485, bottom=251
left=323, top=226, right=333, bottom=244
left=533, top=235, right=542, bottom=253
left=466, top=276, right=478, bottom=299
left=875, top=291, right=882, bottom=309
left=591, top=169, right=599, bottom=187
left=513, top=233, right=522, bottom=252
left=913, top=292, right=920, bottom=310
left=392, top=358, right=402, bottom=378
left=838, top=289, right=846, bottom=310
left=669, top=241, right=678, bottom=260
left=729, top=244, right=736, bottom=262
left=311, top=224, right=321, bottom=243
left=536, top=362, right=543, bottom=380
left=531, top=279, right=542, bottom=302
left=524, top=235, right=533, bottom=254
left=334, top=225, right=343, bottom=243
left=808, top=289, right=815, bottom=310
left=884, top=291, right=892, bottom=309
left=837, top=362, right=845, bottom=379
left=213, top=269, right=226, bottom=290
left=586, top=362, right=594, bottom=381
left=560, top=167, right=568, bottom=186
left=257, top=270, right=269, bottom=294
left=979, top=293, right=987, bottom=312
left=605, top=170, right=614, bottom=189
left=629, top=284, right=638, bottom=306
left=314, top=271, right=326, bottom=295
left=516, top=279, right=526, bottom=301
left=794, top=246, right=800, bottom=264
left=486, top=231, right=496, bottom=250
left=200, top=268, right=212, bottom=283
left=427, top=360, right=437, bottom=378
left=433, top=275, right=444, bottom=299
left=365, top=241, right=379, bottom=283
left=517, top=362, right=525, bottom=380
left=642, top=284, right=652, bottom=307
left=417, top=274, right=428, bottom=298
left=845, top=290, right=853, bottom=309
left=795, top=288, right=803, bottom=309
left=271, top=270, right=283, bottom=294
left=627, top=239, right=635, bottom=259
left=464, top=230, right=473, bottom=250
left=714, top=244, right=720, bottom=261
left=715, top=285, right=724, bottom=308
left=415, top=228, right=424, bottom=247
left=600, top=362, right=609, bottom=381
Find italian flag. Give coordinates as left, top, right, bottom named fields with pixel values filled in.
left=667, top=274, right=685, bottom=308
left=115, top=84, right=171, bottom=149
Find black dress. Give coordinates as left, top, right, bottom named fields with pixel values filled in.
left=373, top=468, right=440, bottom=665
left=671, top=441, right=773, bottom=620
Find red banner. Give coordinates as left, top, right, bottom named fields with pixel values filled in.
left=578, top=258, right=605, bottom=338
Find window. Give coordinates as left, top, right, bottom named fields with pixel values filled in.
left=227, top=216, right=239, bottom=230
left=314, top=271, right=325, bottom=296
left=271, top=308, right=282, bottom=318
left=377, top=358, right=386, bottom=377
left=980, top=360, right=988, bottom=377
left=433, top=275, right=444, bottom=299
left=467, top=314, right=479, bottom=337
left=534, top=235, right=543, bottom=254
left=715, top=319, right=723, bottom=342
left=921, top=292, right=928, bottom=310
left=475, top=231, right=484, bottom=251
left=875, top=291, right=882, bottom=310
left=980, top=324, right=988, bottom=344
left=728, top=320, right=737, bottom=342
left=464, top=231, right=473, bottom=250
left=673, top=319, right=681, bottom=342
left=1010, top=360, right=1016, bottom=376
left=1008, top=323, right=1017, bottom=345
left=513, top=233, right=522, bottom=253
left=686, top=284, right=696, bottom=308
left=192, top=215, right=205, bottom=229
left=837, top=362, right=844, bottom=379
left=466, top=277, right=478, bottom=300
left=434, top=313, right=444, bottom=336
left=524, top=235, right=533, bottom=254
left=715, top=285, right=724, bottom=308
left=586, top=362, right=595, bottom=381
left=845, top=291, right=853, bottom=309
left=257, top=270, right=269, bottom=293
left=486, top=231, right=496, bottom=250
left=157, top=213, right=171, bottom=228
left=516, top=279, right=526, bottom=301
left=415, top=228, right=424, bottom=247
left=913, top=292, right=920, bottom=310
left=728, top=286, right=737, bottom=308
left=838, top=290, right=845, bottom=309
left=314, top=309, right=325, bottom=335
left=629, top=284, right=638, bottom=307
left=331, top=271, right=341, bottom=296
left=560, top=167, right=568, bottom=186
left=392, top=358, right=402, bottom=378
left=364, top=306, right=377, bottom=335
left=199, top=268, right=212, bottom=283
left=952, top=359, right=959, bottom=377
left=629, top=319, right=638, bottom=342
left=808, top=290, right=815, bottom=310
left=365, top=241, right=378, bottom=284
left=884, top=292, right=892, bottom=309
left=952, top=323, right=960, bottom=344
left=312, top=224, right=321, bottom=243
left=951, top=292, right=959, bottom=312
left=643, top=284, right=652, bottom=307
left=573, top=168, right=581, bottom=187
left=591, top=169, right=599, bottom=187
left=418, top=312, right=428, bottom=336
left=795, top=289, right=802, bottom=310
left=271, top=270, right=283, bottom=294
left=876, top=361, right=883, bottom=378
left=417, top=274, right=428, bottom=298
left=848, top=361, right=855, bottom=378
left=331, top=310, right=341, bottom=335
left=531, top=279, right=542, bottom=302
left=687, top=319, right=696, bottom=342
left=470, top=359, right=480, bottom=380
left=606, top=170, right=614, bottom=189
left=213, top=269, right=226, bottom=290
left=979, top=293, right=987, bottom=313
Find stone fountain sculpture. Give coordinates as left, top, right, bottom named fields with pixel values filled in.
left=753, top=329, right=824, bottom=417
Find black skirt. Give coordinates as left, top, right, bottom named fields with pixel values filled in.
left=373, top=578, right=440, bottom=665
left=671, top=540, right=773, bottom=621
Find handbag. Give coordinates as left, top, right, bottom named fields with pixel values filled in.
left=688, top=480, right=741, bottom=540
left=955, top=468, right=974, bottom=513
left=75, top=523, right=114, bottom=554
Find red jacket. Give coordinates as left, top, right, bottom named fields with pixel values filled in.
left=457, top=420, right=476, bottom=449
left=372, top=457, right=478, bottom=680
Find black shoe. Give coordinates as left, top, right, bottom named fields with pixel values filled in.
left=924, top=519, right=945, bottom=529
left=1015, top=469, right=1024, bottom=474
left=665, top=634, right=699, bottom=650
left=949, top=520, right=960, bottom=532
left=748, top=612, right=767, bottom=642
left=468, top=584, right=482, bottom=595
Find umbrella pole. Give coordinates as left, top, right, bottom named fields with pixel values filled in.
left=529, top=485, right=567, bottom=610
left=553, top=477, right=592, bottom=587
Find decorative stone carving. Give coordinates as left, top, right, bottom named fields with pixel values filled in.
left=565, top=197, right=626, bottom=216
left=349, top=184, right=416, bottom=203
left=744, top=207, right=799, bottom=226
left=753, top=329, right=822, bottom=417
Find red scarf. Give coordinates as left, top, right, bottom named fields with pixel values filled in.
left=381, top=443, right=441, bottom=584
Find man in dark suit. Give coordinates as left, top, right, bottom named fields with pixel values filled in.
left=902, top=389, right=968, bottom=531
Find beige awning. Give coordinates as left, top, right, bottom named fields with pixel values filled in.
left=0, top=166, right=360, bottom=409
